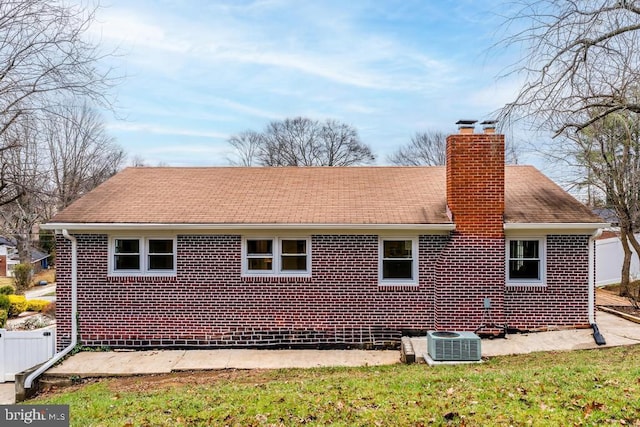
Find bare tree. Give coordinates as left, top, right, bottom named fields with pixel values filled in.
left=387, top=131, right=448, bottom=166
left=387, top=130, right=520, bottom=166
left=498, top=0, right=640, bottom=135
left=228, top=117, right=375, bottom=166
left=498, top=0, right=640, bottom=296
left=0, top=116, right=48, bottom=264
left=261, top=117, right=322, bottom=166
left=228, top=130, right=263, bottom=166
left=43, top=102, right=125, bottom=211
left=0, top=0, right=116, bottom=206
left=319, top=119, right=375, bottom=166
left=569, top=111, right=640, bottom=296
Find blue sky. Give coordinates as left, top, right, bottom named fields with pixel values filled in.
left=91, top=0, right=529, bottom=167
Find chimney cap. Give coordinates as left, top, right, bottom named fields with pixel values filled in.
left=480, top=120, right=497, bottom=126
left=456, top=120, right=478, bottom=126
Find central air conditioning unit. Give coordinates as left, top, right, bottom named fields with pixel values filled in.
left=427, top=331, right=481, bottom=362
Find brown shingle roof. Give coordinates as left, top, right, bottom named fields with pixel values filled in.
left=47, top=166, right=603, bottom=226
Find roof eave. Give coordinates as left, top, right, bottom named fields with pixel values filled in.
left=42, top=222, right=457, bottom=232
left=503, top=222, right=610, bottom=234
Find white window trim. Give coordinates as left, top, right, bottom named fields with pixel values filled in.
left=378, top=237, right=419, bottom=286
left=242, top=236, right=311, bottom=277
left=505, top=237, right=546, bottom=286
left=109, top=236, right=177, bottom=277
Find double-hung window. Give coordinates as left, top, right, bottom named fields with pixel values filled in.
left=243, top=237, right=310, bottom=276
left=379, top=238, right=418, bottom=285
left=506, top=238, right=545, bottom=284
left=111, top=237, right=176, bottom=276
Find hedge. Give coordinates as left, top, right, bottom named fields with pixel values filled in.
left=7, top=295, right=27, bottom=317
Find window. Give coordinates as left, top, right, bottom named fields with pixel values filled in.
left=379, top=238, right=418, bottom=284
left=110, top=237, right=176, bottom=276
left=506, top=238, right=545, bottom=284
left=114, top=238, right=140, bottom=270
left=243, top=237, right=310, bottom=276
left=246, top=239, right=273, bottom=272
left=281, top=239, right=307, bottom=271
left=148, top=239, right=175, bottom=270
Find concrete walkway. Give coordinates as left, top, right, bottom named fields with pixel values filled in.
left=24, top=283, right=56, bottom=302
left=2, top=309, right=639, bottom=405
left=412, top=310, right=640, bottom=359
left=45, top=348, right=399, bottom=377
left=40, top=311, right=640, bottom=377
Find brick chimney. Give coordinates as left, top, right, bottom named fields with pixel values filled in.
left=446, top=120, right=505, bottom=238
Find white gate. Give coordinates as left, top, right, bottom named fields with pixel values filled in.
left=0, top=326, right=56, bottom=382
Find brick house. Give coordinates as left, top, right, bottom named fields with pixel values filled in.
left=43, top=124, right=607, bottom=350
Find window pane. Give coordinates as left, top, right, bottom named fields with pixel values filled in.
left=149, top=255, right=174, bottom=270
left=383, top=260, right=413, bottom=279
left=115, top=239, right=139, bottom=254
left=282, top=255, right=306, bottom=271
left=384, top=240, right=412, bottom=258
left=282, top=240, right=306, bottom=254
left=510, top=240, right=539, bottom=259
left=149, top=239, right=173, bottom=253
left=509, top=260, right=540, bottom=280
left=115, top=254, right=140, bottom=270
left=247, top=240, right=272, bottom=255
left=248, top=258, right=272, bottom=270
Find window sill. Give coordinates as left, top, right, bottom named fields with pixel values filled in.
left=241, top=275, right=312, bottom=283
left=107, top=275, right=177, bottom=283
left=506, top=282, right=547, bottom=292
left=378, top=283, right=419, bottom=291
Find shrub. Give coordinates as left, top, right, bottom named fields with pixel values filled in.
left=0, top=295, right=9, bottom=312
left=7, top=295, right=27, bottom=317
left=12, top=263, right=33, bottom=294
left=0, top=309, right=6, bottom=328
left=26, top=299, right=50, bottom=313
left=42, top=302, right=56, bottom=318
left=0, top=285, right=14, bottom=295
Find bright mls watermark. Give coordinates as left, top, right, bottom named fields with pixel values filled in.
left=1, top=405, right=69, bottom=426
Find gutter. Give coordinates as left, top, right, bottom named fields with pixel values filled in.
left=40, top=222, right=457, bottom=232
left=24, top=229, right=78, bottom=389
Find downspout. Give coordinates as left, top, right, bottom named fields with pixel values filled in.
left=588, top=228, right=603, bottom=324
left=589, top=228, right=606, bottom=346
left=24, top=229, right=78, bottom=389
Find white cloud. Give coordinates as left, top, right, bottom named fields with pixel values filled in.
left=93, top=2, right=455, bottom=93
left=108, top=122, right=228, bottom=139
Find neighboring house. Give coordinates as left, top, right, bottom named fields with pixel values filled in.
left=0, top=237, right=49, bottom=277
left=43, top=124, right=607, bottom=350
left=592, top=208, right=619, bottom=227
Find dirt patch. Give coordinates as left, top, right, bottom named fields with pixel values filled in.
left=37, top=369, right=274, bottom=399
left=107, top=369, right=273, bottom=393
left=599, top=285, right=640, bottom=317
left=602, top=281, right=640, bottom=298
left=601, top=305, right=640, bottom=317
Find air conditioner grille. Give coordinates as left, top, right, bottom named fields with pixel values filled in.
left=427, top=331, right=481, bottom=361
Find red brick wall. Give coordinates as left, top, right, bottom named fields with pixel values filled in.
left=439, top=131, right=507, bottom=331
left=505, top=235, right=591, bottom=330
left=435, top=234, right=505, bottom=331
left=446, top=133, right=505, bottom=238
left=54, top=232, right=591, bottom=350
left=55, top=233, right=449, bottom=349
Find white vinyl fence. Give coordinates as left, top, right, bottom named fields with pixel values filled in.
left=596, top=233, right=640, bottom=286
left=0, top=326, right=56, bottom=382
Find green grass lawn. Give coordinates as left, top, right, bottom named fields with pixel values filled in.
left=32, top=346, right=640, bottom=426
